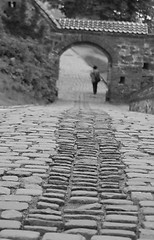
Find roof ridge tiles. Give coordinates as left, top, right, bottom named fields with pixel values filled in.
left=57, top=18, right=148, bottom=34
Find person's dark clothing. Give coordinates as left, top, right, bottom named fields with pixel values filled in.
left=90, top=68, right=101, bottom=94
left=92, top=82, right=98, bottom=94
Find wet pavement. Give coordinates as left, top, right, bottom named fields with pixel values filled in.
left=0, top=49, right=154, bottom=240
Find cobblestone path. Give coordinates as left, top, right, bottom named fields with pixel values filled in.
left=0, top=49, right=154, bottom=240
left=0, top=101, right=154, bottom=240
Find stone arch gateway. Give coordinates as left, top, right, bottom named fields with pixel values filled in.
left=54, top=35, right=114, bottom=64
left=49, top=30, right=154, bottom=103
left=53, top=35, right=113, bottom=90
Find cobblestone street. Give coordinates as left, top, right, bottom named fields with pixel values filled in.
left=0, top=49, right=154, bottom=240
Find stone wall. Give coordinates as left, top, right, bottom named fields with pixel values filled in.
left=100, top=35, right=154, bottom=102
left=48, top=31, right=154, bottom=102
left=129, top=85, right=154, bottom=114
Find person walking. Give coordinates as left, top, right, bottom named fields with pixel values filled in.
left=90, top=66, right=101, bottom=95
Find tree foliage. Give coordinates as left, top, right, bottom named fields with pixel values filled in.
left=1, top=0, right=46, bottom=39
left=44, top=0, right=153, bottom=22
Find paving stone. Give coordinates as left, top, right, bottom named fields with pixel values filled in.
left=24, top=184, right=42, bottom=190
left=0, top=195, right=32, bottom=202
left=131, top=192, right=153, bottom=201
left=1, top=210, right=22, bottom=220
left=100, top=167, right=118, bottom=172
left=0, top=201, right=28, bottom=210
left=0, top=170, right=5, bottom=176
left=126, top=173, right=149, bottom=178
left=33, top=173, right=48, bottom=179
left=28, top=214, right=62, bottom=221
left=39, top=197, right=64, bottom=206
left=101, top=193, right=126, bottom=199
left=42, top=233, right=86, bottom=240
left=16, top=189, right=42, bottom=196
left=24, top=226, right=57, bottom=234
left=0, top=188, right=10, bottom=195
left=0, top=230, right=40, bottom=240
left=6, top=171, right=32, bottom=177
left=0, top=164, right=20, bottom=168
left=74, top=164, right=97, bottom=169
left=25, top=165, right=49, bottom=169
left=142, top=221, right=154, bottom=229
left=0, top=220, right=21, bottom=229
left=49, top=172, right=70, bottom=178
left=105, top=214, right=138, bottom=223
left=73, top=175, right=97, bottom=182
left=73, top=171, right=97, bottom=176
left=100, top=175, right=121, bottom=181
left=141, top=207, right=154, bottom=215
left=101, top=199, right=133, bottom=205
left=70, top=197, right=98, bottom=204
left=25, top=218, right=63, bottom=228
left=100, top=188, right=121, bottom=193
left=0, top=160, right=11, bottom=164
left=71, top=191, right=98, bottom=197
left=22, top=176, right=43, bottom=185
left=0, top=238, right=12, bottom=240
left=0, top=181, right=20, bottom=188
left=29, top=209, right=61, bottom=215
left=145, top=215, right=154, bottom=221
left=76, top=203, right=102, bottom=210
left=127, top=186, right=154, bottom=192
left=64, top=214, right=100, bottom=221
left=72, top=186, right=97, bottom=191
left=91, top=236, right=131, bottom=240
left=37, top=202, right=59, bottom=210
left=72, top=182, right=97, bottom=187
left=72, top=178, right=97, bottom=183
left=126, top=181, right=147, bottom=186
left=100, top=229, right=136, bottom=239
left=22, top=153, right=50, bottom=158
left=65, top=228, right=97, bottom=237
left=137, top=238, right=154, bottom=240
left=16, top=160, right=46, bottom=165
left=103, top=222, right=137, bottom=231
left=125, top=169, right=147, bottom=173
left=64, top=209, right=103, bottom=216
left=43, top=193, right=65, bottom=199
left=65, top=220, right=97, bottom=229
left=51, top=169, right=70, bottom=174
left=139, top=228, right=154, bottom=239
left=2, top=176, right=18, bottom=182
left=44, top=184, right=67, bottom=190
left=140, top=201, right=154, bottom=207
left=105, top=205, right=138, bottom=212
left=15, top=168, right=47, bottom=174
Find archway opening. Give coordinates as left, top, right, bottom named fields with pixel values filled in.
left=57, top=43, right=110, bottom=103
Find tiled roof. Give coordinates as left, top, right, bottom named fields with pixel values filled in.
left=34, top=0, right=148, bottom=34
left=58, top=18, right=148, bottom=34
